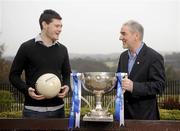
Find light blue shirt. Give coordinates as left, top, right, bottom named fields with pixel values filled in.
left=128, top=43, right=144, bottom=75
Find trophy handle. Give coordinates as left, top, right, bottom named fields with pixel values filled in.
left=115, top=73, right=128, bottom=94
left=122, top=75, right=128, bottom=93
left=81, top=81, right=93, bottom=93
left=81, top=96, right=92, bottom=110
left=105, top=77, right=117, bottom=93
left=81, top=74, right=93, bottom=94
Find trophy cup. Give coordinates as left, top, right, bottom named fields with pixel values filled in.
left=81, top=72, right=117, bottom=122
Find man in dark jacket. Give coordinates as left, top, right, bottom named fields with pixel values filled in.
left=9, top=9, right=71, bottom=118
left=117, top=20, right=165, bottom=120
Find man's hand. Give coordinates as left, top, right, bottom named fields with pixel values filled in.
left=28, top=87, right=46, bottom=100
left=122, top=77, right=133, bottom=93
left=57, top=85, right=69, bottom=98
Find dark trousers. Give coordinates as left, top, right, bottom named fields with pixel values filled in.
left=22, top=107, right=65, bottom=118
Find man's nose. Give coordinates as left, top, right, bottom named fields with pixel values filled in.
left=58, top=28, right=62, bottom=33
left=119, top=35, right=123, bottom=41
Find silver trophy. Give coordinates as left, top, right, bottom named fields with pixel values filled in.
left=81, top=72, right=117, bottom=122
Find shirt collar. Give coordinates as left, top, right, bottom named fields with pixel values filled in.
left=35, top=34, right=59, bottom=47
left=128, top=42, right=144, bottom=58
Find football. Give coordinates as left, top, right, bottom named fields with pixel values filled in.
left=35, top=73, right=61, bottom=99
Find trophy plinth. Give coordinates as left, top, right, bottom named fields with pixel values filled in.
left=81, top=72, right=116, bottom=122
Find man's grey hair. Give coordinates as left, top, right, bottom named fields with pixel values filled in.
left=123, top=20, right=144, bottom=41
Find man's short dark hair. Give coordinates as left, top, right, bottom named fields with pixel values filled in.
left=39, top=9, right=62, bottom=30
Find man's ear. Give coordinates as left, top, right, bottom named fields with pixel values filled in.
left=135, top=32, right=140, bottom=41
left=42, top=21, right=48, bottom=30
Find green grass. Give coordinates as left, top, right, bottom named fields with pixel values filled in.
left=0, top=108, right=180, bottom=120
left=0, top=111, right=22, bottom=118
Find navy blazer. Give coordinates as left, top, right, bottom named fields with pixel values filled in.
left=117, top=44, right=166, bottom=120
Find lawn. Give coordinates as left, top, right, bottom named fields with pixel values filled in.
left=1, top=108, right=179, bottom=120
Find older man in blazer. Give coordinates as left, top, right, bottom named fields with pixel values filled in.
left=117, top=20, right=166, bottom=120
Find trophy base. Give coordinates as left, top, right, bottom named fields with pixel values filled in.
left=83, top=114, right=113, bottom=122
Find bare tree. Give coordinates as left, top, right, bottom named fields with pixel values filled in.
left=0, top=44, right=11, bottom=82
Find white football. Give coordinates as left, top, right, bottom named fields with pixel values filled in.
left=35, top=73, right=61, bottom=99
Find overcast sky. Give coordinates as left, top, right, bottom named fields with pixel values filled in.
left=0, top=0, right=179, bottom=56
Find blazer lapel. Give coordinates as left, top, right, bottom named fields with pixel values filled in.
left=129, top=44, right=147, bottom=78
left=122, top=51, right=129, bottom=73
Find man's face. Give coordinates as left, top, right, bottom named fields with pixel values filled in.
left=43, top=19, right=62, bottom=42
left=119, top=25, right=136, bottom=49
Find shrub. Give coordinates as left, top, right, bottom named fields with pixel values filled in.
left=0, top=90, right=15, bottom=112
left=161, top=96, right=180, bottom=110
left=0, top=90, right=15, bottom=104
left=160, top=109, right=180, bottom=120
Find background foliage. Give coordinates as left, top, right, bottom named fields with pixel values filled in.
left=0, top=44, right=180, bottom=120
